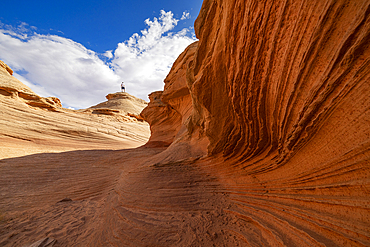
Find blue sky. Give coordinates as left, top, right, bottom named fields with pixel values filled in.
left=0, top=0, right=203, bottom=108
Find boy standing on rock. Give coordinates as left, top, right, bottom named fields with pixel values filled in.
left=121, top=82, right=125, bottom=92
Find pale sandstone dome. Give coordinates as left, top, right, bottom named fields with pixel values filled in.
left=1, top=0, right=370, bottom=246
left=87, top=92, right=147, bottom=118
left=0, top=62, right=149, bottom=159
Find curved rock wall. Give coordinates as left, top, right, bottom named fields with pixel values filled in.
left=141, top=91, right=182, bottom=147
left=192, top=0, right=370, bottom=161
left=142, top=0, right=370, bottom=245
left=141, top=41, right=210, bottom=156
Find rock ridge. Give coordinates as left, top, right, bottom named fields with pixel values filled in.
left=0, top=61, right=149, bottom=159
left=88, top=92, right=147, bottom=120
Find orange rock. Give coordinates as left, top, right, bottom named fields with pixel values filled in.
left=142, top=42, right=210, bottom=158
left=140, top=0, right=370, bottom=245
left=141, top=91, right=182, bottom=147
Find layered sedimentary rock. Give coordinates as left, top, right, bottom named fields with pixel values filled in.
left=141, top=0, right=370, bottom=245
left=0, top=62, right=150, bottom=159
left=88, top=92, right=147, bottom=117
left=141, top=42, right=209, bottom=160
left=0, top=61, right=13, bottom=75
left=0, top=61, right=62, bottom=111
left=141, top=90, right=182, bottom=147
left=192, top=0, right=370, bottom=162
left=141, top=42, right=201, bottom=148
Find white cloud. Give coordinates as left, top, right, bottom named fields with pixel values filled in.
left=181, top=11, right=191, bottom=20
left=104, top=50, right=114, bottom=59
left=0, top=11, right=197, bottom=109
left=111, top=10, right=196, bottom=101
left=0, top=31, right=120, bottom=108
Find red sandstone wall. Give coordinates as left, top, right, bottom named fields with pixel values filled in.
left=191, top=0, right=370, bottom=162
left=142, top=0, right=370, bottom=245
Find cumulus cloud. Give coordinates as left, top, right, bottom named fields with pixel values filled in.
left=0, top=11, right=197, bottom=109
left=111, top=10, right=196, bottom=101
left=104, top=50, right=114, bottom=59
left=181, top=11, right=191, bottom=20
left=0, top=30, right=119, bottom=108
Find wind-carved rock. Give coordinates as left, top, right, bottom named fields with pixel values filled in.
left=141, top=91, right=182, bottom=147
left=0, top=61, right=149, bottom=159
left=0, top=60, right=13, bottom=75
left=89, top=92, right=147, bottom=119
left=142, top=42, right=209, bottom=158
left=141, top=0, right=370, bottom=245
left=0, top=61, right=62, bottom=111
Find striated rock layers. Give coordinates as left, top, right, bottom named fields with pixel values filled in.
left=141, top=42, right=209, bottom=159
left=0, top=62, right=149, bottom=159
left=88, top=92, right=147, bottom=119
left=0, top=0, right=370, bottom=246
left=0, top=61, right=62, bottom=112
left=140, top=0, right=370, bottom=245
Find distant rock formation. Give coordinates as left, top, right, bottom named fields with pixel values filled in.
left=0, top=61, right=62, bottom=111
left=0, top=60, right=13, bottom=75
left=88, top=92, right=147, bottom=120
left=0, top=61, right=149, bottom=159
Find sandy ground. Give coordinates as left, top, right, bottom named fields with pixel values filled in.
left=0, top=147, right=244, bottom=247
left=3, top=145, right=368, bottom=246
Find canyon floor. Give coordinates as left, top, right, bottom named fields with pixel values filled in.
left=0, top=147, right=236, bottom=246
left=1, top=140, right=369, bottom=246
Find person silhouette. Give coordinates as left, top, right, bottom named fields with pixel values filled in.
left=121, top=82, right=125, bottom=92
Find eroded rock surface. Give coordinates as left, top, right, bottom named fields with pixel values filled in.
left=141, top=42, right=209, bottom=160
left=88, top=92, right=147, bottom=117
left=0, top=62, right=149, bottom=159
left=142, top=0, right=370, bottom=245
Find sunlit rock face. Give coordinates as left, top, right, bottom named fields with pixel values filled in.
left=142, top=0, right=370, bottom=245
left=0, top=61, right=62, bottom=111
left=141, top=41, right=210, bottom=157
left=141, top=90, right=182, bottom=147
left=192, top=0, right=370, bottom=160
left=89, top=92, right=148, bottom=116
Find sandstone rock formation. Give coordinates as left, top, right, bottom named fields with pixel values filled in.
left=0, top=61, right=13, bottom=75
left=0, top=61, right=149, bottom=159
left=141, top=90, right=182, bottom=147
left=0, top=61, right=62, bottom=112
left=141, top=41, right=209, bottom=160
left=144, top=0, right=370, bottom=245
left=1, top=0, right=370, bottom=246
left=88, top=92, right=147, bottom=118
